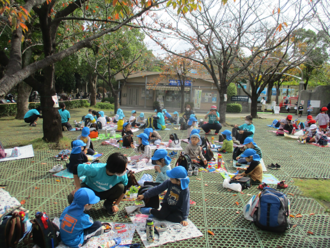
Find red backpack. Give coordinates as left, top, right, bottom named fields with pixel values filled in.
left=0, top=142, right=6, bottom=159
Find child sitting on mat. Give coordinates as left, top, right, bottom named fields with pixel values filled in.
left=137, top=113, right=146, bottom=127
left=67, top=140, right=88, bottom=173
left=299, top=119, right=316, bottom=143
left=185, top=133, right=207, bottom=168
left=315, top=107, right=329, bottom=133
left=60, top=188, right=102, bottom=247
left=137, top=166, right=190, bottom=226
left=129, top=110, right=139, bottom=127
left=170, top=111, right=180, bottom=124
left=144, top=149, right=172, bottom=186
left=187, top=115, right=197, bottom=138
left=122, top=122, right=134, bottom=147
left=304, top=124, right=321, bottom=143
left=235, top=149, right=263, bottom=185
left=116, top=108, right=125, bottom=131
left=130, top=133, right=151, bottom=162
left=144, top=128, right=162, bottom=145
left=77, top=127, right=95, bottom=155
left=235, top=137, right=262, bottom=164
left=218, top=130, right=233, bottom=153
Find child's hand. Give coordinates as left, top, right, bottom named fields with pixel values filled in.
left=154, top=165, right=161, bottom=172
left=181, top=220, right=188, bottom=226
left=137, top=195, right=144, bottom=201
left=204, top=160, right=207, bottom=165
left=192, top=159, right=198, bottom=163
left=112, top=205, right=119, bottom=213
left=130, top=143, right=135, bottom=149
left=239, top=130, right=244, bottom=134
left=236, top=156, right=240, bottom=160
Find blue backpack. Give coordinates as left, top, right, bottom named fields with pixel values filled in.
left=253, top=187, right=290, bottom=232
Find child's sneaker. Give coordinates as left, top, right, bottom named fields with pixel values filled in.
left=257, top=183, right=268, bottom=190
left=277, top=180, right=288, bottom=189
left=189, top=199, right=196, bottom=206
left=48, top=164, right=64, bottom=173
left=205, top=131, right=210, bottom=135
left=63, top=126, right=68, bottom=131
left=275, top=163, right=281, bottom=169
left=62, top=155, right=69, bottom=161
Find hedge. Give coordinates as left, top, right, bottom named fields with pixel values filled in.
left=0, top=99, right=90, bottom=117
left=101, top=97, right=114, bottom=104
left=95, top=102, right=114, bottom=109
left=227, top=83, right=237, bottom=99
left=226, top=103, right=242, bottom=113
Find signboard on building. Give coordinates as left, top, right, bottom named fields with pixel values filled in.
left=231, top=95, right=249, bottom=102
left=169, top=80, right=192, bottom=86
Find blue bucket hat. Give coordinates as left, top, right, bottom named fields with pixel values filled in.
left=166, top=166, right=190, bottom=190
left=221, top=130, right=232, bottom=141
left=137, top=133, right=149, bottom=146
left=154, top=109, right=157, bottom=112
left=99, top=111, right=105, bottom=117
left=116, top=108, right=125, bottom=119
left=71, top=140, right=86, bottom=154
left=131, top=110, right=136, bottom=114
left=144, top=128, right=153, bottom=137
left=243, top=137, right=256, bottom=146
left=140, top=113, right=144, bottom=118
left=191, top=129, right=200, bottom=135
left=173, top=111, right=179, bottom=115
left=151, top=149, right=171, bottom=165
left=239, top=148, right=260, bottom=161
left=188, top=116, right=198, bottom=126
left=73, top=188, right=100, bottom=206
left=81, top=127, right=90, bottom=137
left=123, top=122, right=130, bottom=128
left=162, top=109, right=167, bottom=113
left=190, top=133, right=201, bottom=140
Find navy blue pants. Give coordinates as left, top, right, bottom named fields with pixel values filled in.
left=201, top=123, right=222, bottom=133
left=82, top=221, right=102, bottom=245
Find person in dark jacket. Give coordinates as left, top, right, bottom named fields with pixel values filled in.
left=182, top=104, right=194, bottom=123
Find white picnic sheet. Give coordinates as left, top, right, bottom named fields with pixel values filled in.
left=128, top=213, right=203, bottom=248
left=0, top=144, right=34, bottom=162
left=127, top=159, right=155, bottom=173
left=52, top=218, right=135, bottom=248
left=232, top=158, right=267, bottom=172
left=149, top=142, right=183, bottom=151
left=0, top=189, right=21, bottom=221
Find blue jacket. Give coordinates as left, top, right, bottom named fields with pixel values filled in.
left=143, top=179, right=190, bottom=220
left=157, top=112, right=166, bottom=129
left=78, top=163, right=128, bottom=192
left=60, top=205, right=93, bottom=247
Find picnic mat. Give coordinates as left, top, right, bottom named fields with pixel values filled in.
left=53, top=169, right=86, bottom=181
left=215, top=141, right=242, bottom=148
left=221, top=173, right=279, bottom=184
left=0, top=144, right=34, bottom=162
left=284, top=133, right=299, bottom=139
left=127, top=160, right=154, bottom=173
left=87, top=153, right=103, bottom=161
left=129, top=213, right=203, bottom=248
left=53, top=218, right=135, bottom=248
left=0, top=189, right=21, bottom=221
left=232, top=159, right=267, bottom=172
left=156, top=128, right=171, bottom=131
left=91, top=133, right=121, bottom=141
left=149, top=142, right=183, bottom=151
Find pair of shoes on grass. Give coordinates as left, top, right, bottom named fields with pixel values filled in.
left=257, top=180, right=288, bottom=190
left=267, top=163, right=281, bottom=169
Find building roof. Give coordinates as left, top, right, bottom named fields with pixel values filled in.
left=114, top=71, right=214, bottom=83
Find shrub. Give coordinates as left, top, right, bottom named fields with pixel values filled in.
left=227, top=83, right=237, bottom=99
left=95, top=102, right=114, bottom=109
left=226, top=103, right=242, bottom=113
left=184, top=101, right=194, bottom=110
left=102, top=97, right=115, bottom=104
left=0, top=103, right=17, bottom=116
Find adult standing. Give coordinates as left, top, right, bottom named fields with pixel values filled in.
left=182, top=104, right=194, bottom=123
left=24, top=106, right=42, bottom=127
left=201, top=105, right=222, bottom=135
left=58, top=103, right=73, bottom=131
left=261, top=97, right=266, bottom=112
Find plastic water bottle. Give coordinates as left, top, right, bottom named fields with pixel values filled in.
left=146, top=218, right=154, bottom=243
left=217, top=154, right=223, bottom=169
left=134, top=141, right=137, bottom=147
left=188, top=166, right=193, bottom=176
left=193, top=167, right=199, bottom=176
left=119, top=139, right=123, bottom=148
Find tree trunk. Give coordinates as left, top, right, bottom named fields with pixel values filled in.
left=250, top=93, right=258, bottom=118
left=218, top=82, right=227, bottom=124
left=304, top=76, right=309, bottom=90
left=15, top=82, right=32, bottom=119
left=266, top=81, right=274, bottom=104
left=89, top=74, right=97, bottom=106
left=40, top=65, right=63, bottom=143
left=113, top=91, right=119, bottom=113
left=275, top=85, right=280, bottom=104
left=180, top=84, right=185, bottom=113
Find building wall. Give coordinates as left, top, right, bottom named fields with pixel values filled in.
left=300, top=85, right=330, bottom=115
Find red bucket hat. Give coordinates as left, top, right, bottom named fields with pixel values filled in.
left=308, top=119, right=316, bottom=124
left=321, top=107, right=328, bottom=112
left=307, top=115, right=313, bottom=120
left=287, top=115, right=293, bottom=120
left=210, top=105, right=217, bottom=110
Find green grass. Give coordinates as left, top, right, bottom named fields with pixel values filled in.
left=26, top=137, right=72, bottom=150
left=294, top=178, right=330, bottom=210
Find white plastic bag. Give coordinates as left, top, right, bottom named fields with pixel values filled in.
left=294, top=130, right=304, bottom=136
left=138, top=174, right=153, bottom=186
left=222, top=178, right=242, bottom=192
left=243, top=195, right=259, bottom=221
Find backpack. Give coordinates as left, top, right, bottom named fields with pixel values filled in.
left=253, top=187, right=290, bottom=233
left=169, top=133, right=179, bottom=145
left=138, top=185, right=160, bottom=209
left=202, top=138, right=215, bottom=161
left=200, top=136, right=207, bottom=147
left=145, top=117, right=155, bottom=129
left=229, top=177, right=251, bottom=190
left=89, top=130, right=99, bottom=139
left=97, top=121, right=102, bottom=130
left=123, top=135, right=133, bottom=147
left=0, top=213, right=24, bottom=248
left=0, top=141, right=6, bottom=159
left=276, top=128, right=285, bottom=136
left=180, top=122, right=188, bottom=130
left=175, top=152, right=192, bottom=172
left=24, top=212, right=60, bottom=248
left=218, top=134, right=224, bottom=142
left=318, top=135, right=328, bottom=146
left=105, top=116, right=111, bottom=123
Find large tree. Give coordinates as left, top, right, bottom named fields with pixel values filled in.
left=143, top=0, right=319, bottom=123
left=0, top=0, right=200, bottom=142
